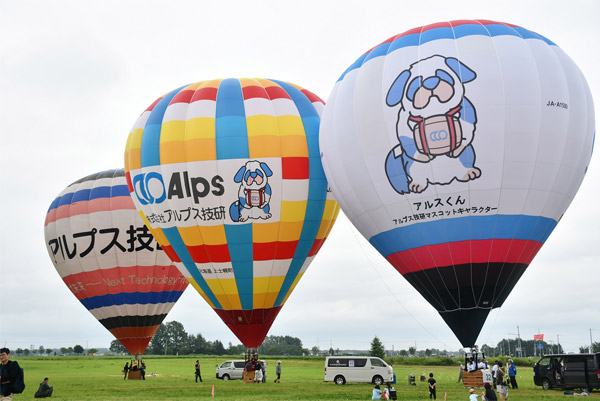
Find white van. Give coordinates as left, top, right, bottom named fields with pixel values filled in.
left=216, top=360, right=266, bottom=380
left=216, top=360, right=246, bottom=380
left=324, top=356, right=394, bottom=385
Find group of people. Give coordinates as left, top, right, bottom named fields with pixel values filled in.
left=243, top=357, right=267, bottom=383
left=371, top=382, right=396, bottom=400
left=123, top=359, right=146, bottom=380
left=463, top=358, right=518, bottom=401
left=1, top=347, right=53, bottom=399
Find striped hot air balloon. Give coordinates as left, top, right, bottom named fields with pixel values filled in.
left=44, top=169, right=188, bottom=355
left=319, top=20, right=595, bottom=347
left=124, top=78, right=339, bottom=348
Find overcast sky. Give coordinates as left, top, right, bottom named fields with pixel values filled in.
left=1, top=0, right=599, bottom=355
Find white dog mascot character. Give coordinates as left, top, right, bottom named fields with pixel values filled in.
left=385, top=55, right=481, bottom=194
left=229, top=160, right=273, bottom=222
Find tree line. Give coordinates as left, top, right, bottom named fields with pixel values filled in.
left=13, top=344, right=98, bottom=356
left=109, top=321, right=307, bottom=356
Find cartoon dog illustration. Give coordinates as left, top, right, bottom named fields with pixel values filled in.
left=385, top=55, right=481, bottom=194
left=229, top=160, right=273, bottom=222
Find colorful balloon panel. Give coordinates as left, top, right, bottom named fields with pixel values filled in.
left=44, top=169, right=188, bottom=354
left=320, top=20, right=594, bottom=347
left=125, top=78, right=339, bottom=348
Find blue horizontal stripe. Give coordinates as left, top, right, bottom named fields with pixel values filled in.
left=338, top=22, right=556, bottom=82
left=81, top=290, right=184, bottom=310
left=453, top=23, right=492, bottom=38
left=370, top=215, right=558, bottom=258
left=48, top=185, right=131, bottom=211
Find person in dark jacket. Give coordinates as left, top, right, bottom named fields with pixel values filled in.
left=195, top=360, right=202, bottom=383
left=482, top=382, right=497, bottom=401
left=0, top=347, right=21, bottom=399
left=34, top=378, right=53, bottom=398
left=123, top=362, right=129, bottom=380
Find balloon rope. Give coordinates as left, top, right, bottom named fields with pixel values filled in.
left=341, top=215, right=449, bottom=346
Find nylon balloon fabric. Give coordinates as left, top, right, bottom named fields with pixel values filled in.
left=124, top=78, right=339, bottom=348
left=319, top=20, right=595, bottom=347
left=44, top=169, right=188, bottom=355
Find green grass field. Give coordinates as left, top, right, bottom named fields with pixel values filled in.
left=13, top=356, right=599, bottom=400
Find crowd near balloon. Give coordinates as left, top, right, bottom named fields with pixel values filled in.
left=43, top=19, right=594, bottom=354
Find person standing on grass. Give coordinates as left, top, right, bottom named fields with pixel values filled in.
left=274, top=361, right=281, bottom=383
left=123, top=362, right=129, bottom=380
left=195, top=360, right=202, bottom=383
left=428, top=372, right=437, bottom=400
left=507, top=359, right=517, bottom=389
left=495, top=361, right=508, bottom=401
left=458, top=362, right=464, bottom=383
left=0, top=348, right=21, bottom=401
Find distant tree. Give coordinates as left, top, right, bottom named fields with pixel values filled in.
left=46, top=349, right=53, bottom=356
left=226, top=342, right=245, bottom=355
left=149, top=321, right=188, bottom=355
left=109, top=340, right=127, bottom=354
left=31, top=349, right=38, bottom=356
left=38, top=345, right=45, bottom=355
left=408, top=346, right=416, bottom=356
left=60, top=347, right=68, bottom=355
left=149, top=324, right=167, bottom=354
left=186, top=333, right=209, bottom=354
left=579, top=343, right=600, bottom=353
left=311, top=346, right=319, bottom=356
left=73, top=345, right=84, bottom=355
left=329, top=347, right=335, bottom=356
left=166, top=321, right=188, bottom=354
left=67, top=347, right=73, bottom=354
left=425, top=348, right=432, bottom=357
left=213, top=340, right=225, bottom=355
left=15, top=348, right=23, bottom=356
left=369, top=336, right=385, bottom=359
left=88, top=348, right=98, bottom=355
left=399, top=349, right=408, bottom=357
left=23, top=349, right=30, bottom=356
left=259, top=336, right=304, bottom=356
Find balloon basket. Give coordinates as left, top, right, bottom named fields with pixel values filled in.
left=127, top=370, right=142, bottom=380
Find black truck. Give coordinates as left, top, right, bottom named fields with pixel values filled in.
left=533, top=353, right=600, bottom=392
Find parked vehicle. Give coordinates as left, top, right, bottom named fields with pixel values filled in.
left=215, top=360, right=267, bottom=381
left=324, top=356, right=394, bottom=385
left=533, top=353, right=600, bottom=392
left=216, top=360, right=247, bottom=380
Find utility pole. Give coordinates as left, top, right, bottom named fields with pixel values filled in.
left=590, top=329, right=594, bottom=353
left=517, top=326, right=522, bottom=358
left=557, top=334, right=560, bottom=354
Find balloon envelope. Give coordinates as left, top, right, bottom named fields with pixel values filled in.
left=320, top=20, right=595, bottom=347
left=44, top=169, right=188, bottom=354
left=125, top=78, right=339, bottom=348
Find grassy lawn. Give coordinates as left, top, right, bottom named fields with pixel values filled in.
left=13, top=356, right=599, bottom=400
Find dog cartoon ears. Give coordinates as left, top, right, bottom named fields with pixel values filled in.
left=233, top=161, right=273, bottom=183
left=386, top=57, right=476, bottom=107
left=445, top=57, right=476, bottom=84
left=259, top=162, right=273, bottom=177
